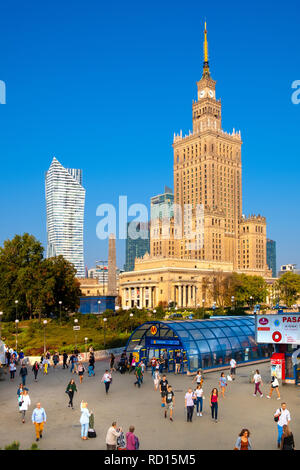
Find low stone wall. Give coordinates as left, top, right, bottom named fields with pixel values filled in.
left=24, top=346, right=125, bottom=366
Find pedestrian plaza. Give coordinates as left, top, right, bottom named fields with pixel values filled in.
left=0, top=359, right=299, bottom=450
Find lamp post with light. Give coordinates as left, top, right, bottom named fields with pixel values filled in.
left=231, top=296, right=235, bottom=311
left=15, top=300, right=19, bottom=321
left=0, top=311, right=3, bottom=341
left=98, top=300, right=101, bottom=315
left=103, top=318, right=107, bottom=348
left=85, top=337, right=88, bottom=360
left=129, top=312, right=133, bottom=332
left=43, top=320, right=47, bottom=354
left=15, top=319, right=19, bottom=352
left=59, top=301, right=62, bottom=324
left=74, top=318, right=79, bottom=350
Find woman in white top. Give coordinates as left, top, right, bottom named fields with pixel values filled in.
left=267, top=375, right=281, bottom=400
left=80, top=401, right=91, bottom=440
left=252, top=369, right=263, bottom=397
left=153, top=369, right=161, bottom=391
left=18, top=389, right=31, bottom=423
left=192, top=370, right=203, bottom=387
left=194, top=384, right=205, bottom=417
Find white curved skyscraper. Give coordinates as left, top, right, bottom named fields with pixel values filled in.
left=45, top=157, right=86, bottom=277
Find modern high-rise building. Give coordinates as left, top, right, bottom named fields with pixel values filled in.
left=266, top=239, right=276, bottom=277
left=150, top=187, right=174, bottom=221
left=124, top=221, right=150, bottom=272
left=45, top=157, right=86, bottom=277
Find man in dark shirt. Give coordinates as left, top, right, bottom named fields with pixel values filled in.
left=159, top=375, right=168, bottom=407
left=62, top=351, right=68, bottom=369
left=165, top=385, right=175, bottom=421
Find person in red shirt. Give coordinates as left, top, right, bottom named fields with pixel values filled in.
left=150, top=357, right=157, bottom=378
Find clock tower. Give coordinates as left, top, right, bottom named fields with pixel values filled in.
left=192, top=22, right=222, bottom=133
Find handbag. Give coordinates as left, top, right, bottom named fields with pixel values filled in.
left=274, top=408, right=281, bottom=422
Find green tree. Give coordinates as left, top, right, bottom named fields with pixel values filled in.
left=0, top=234, right=81, bottom=320
left=276, top=272, right=300, bottom=306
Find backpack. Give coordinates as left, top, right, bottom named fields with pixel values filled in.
left=134, top=435, right=140, bottom=450
left=117, top=431, right=126, bottom=449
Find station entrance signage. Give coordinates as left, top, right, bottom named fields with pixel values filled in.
left=256, top=314, right=300, bottom=344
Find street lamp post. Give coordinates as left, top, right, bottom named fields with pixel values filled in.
left=15, top=319, right=19, bottom=352
left=74, top=319, right=78, bottom=350
left=0, top=311, right=3, bottom=341
left=98, top=300, right=101, bottom=315
left=103, top=318, right=107, bottom=349
left=153, top=309, right=156, bottom=319
left=43, top=320, right=47, bottom=354
left=85, top=337, right=88, bottom=360
left=129, top=313, right=133, bottom=332
left=231, top=296, right=235, bottom=311
left=15, top=300, right=19, bottom=321
left=59, top=301, right=62, bottom=324
left=250, top=296, right=253, bottom=310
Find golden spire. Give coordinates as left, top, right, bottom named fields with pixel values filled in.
left=203, top=21, right=210, bottom=77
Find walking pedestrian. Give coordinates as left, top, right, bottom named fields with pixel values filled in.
left=192, top=369, right=203, bottom=387
left=219, top=372, right=227, bottom=398
left=19, top=364, right=28, bottom=386
left=106, top=422, right=122, bottom=450
left=210, top=388, right=219, bottom=423
left=129, top=356, right=136, bottom=374
left=267, top=375, right=281, bottom=400
left=185, top=387, right=196, bottom=422
left=175, top=353, right=181, bottom=374
left=140, top=360, right=145, bottom=383
left=153, top=369, right=160, bottom=391
left=150, top=357, right=157, bottom=378
left=252, top=369, right=263, bottom=397
left=234, top=429, right=252, bottom=450
left=274, top=402, right=291, bottom=449
left=69, top=353, right=76, bottom=374
left=165, top=385, right=175, bottom=421
left=17, top=383, right=29, bottom=398
left=80, top=401, right=91, bottom=440
left=42, top=357, right=49, bottom=375
left=281, top=425, right=295, bottom=450
left=101, top=370, right=112, bottom=394
left=134, top=363, right=143, bottom=388
left=31, top=403, right=47, bottom=442
left=9, top=360, right=16, bottom=380
left=52, top=352, right=59, bottom=368
left=126, top=426, right=139, bottom=450
left=32, top=361, right=39, bottom=381
left=230, top=357, right=237, bottom=380
left=159, top=375, right=168, bottom=407
left=195, top=384, right=205, bottom=417
left=77, top=362, right=85, bottom=384
left=110, top=353, right=116, bottom=373
left=18, top=389, right=31, bottom=423
left=66, top=379, right=77, bottom=409
left=62, top=351, right=69, bottom=369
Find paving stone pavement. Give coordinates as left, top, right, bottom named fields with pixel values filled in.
left=0, top=360, right=299, bottom=450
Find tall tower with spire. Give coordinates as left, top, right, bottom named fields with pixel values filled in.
left=173, top=22, right=243, bottom=268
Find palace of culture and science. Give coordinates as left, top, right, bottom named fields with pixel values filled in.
left=119, top=24, right=272, bottom=309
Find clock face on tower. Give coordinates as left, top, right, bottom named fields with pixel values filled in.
left=209, top=90, right=214, bottom=98
left=199, top=90, right=205, bottom=98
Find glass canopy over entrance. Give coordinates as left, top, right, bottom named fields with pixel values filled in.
left=125, top=317, right=271, bottom=373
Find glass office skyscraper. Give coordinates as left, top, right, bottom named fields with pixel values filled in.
left=266, top=239, right=276, bottom=278
left=124, top=222, right=150, bottom=272
left=45, top=157, right=86, bottom=277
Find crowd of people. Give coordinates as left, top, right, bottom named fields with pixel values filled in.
left=0, top=342, right=296, bottom=450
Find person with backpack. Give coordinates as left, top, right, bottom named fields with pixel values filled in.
left=126, top=425, right=140, bottom=450
left=101, top=370, right=112, bottom=394
left=274, top=402, right=291, bottom=448
left=52, top=352, right=59, bottom=368
left=165, top=385, right=175, bottom=421
left=69, top=353, right=76, bottom=374
left=267, top=375, right=281, bottom=400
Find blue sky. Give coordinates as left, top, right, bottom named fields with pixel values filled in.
left=0, top=0, right=299, bottom=271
